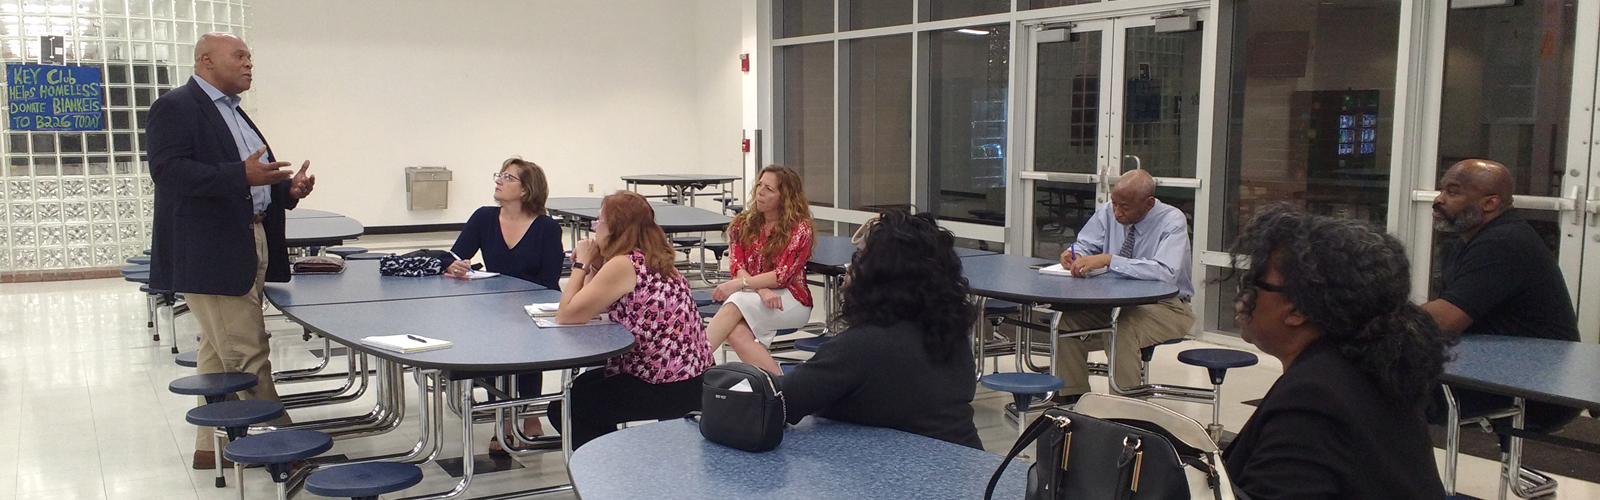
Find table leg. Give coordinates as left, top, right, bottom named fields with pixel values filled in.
left=1442, top=385, right=1461, bottom=495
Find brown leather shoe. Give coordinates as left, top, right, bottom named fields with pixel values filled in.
left=193, top=449, right=235, bottom=470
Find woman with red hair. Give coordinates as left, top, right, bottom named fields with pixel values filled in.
left=548, top=191, right=713, bottom=449
left=706, top=165, right=815, bottom=374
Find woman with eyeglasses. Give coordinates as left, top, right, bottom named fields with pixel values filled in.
left=447, top=157, right=565, bottom=455
left=548, top=191, right=712, bottom=449
left=779, top=210, right=982, bottom=448
left=1223, top=205, right=1449, bottom=499
left=705, top=165, right=814, bottom=374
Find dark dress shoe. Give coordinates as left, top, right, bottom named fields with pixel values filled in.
left=193, top=449, right=235, bottom=470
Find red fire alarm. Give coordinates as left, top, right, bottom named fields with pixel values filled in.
left=740, top=53, right=749, bottom=73
left=741, top=139, right=751, bottom=153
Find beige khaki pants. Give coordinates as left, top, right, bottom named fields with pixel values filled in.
left=190, top=222, right=291, bottom=451
left=1052, top=297, right=1194, bottom=396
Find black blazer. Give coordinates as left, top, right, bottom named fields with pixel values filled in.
left=147, top=77, right=297, bottom=296
left=1223, top=339, right=1446, bottom=500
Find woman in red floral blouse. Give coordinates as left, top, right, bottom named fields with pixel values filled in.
left=707, top=165, right=815, bottom=374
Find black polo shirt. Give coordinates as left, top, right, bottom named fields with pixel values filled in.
left=1437, top=210, right=1577, bottom=341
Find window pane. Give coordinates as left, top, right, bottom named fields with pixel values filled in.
left=843, top=0, right=910, bottom=31
left=1220, top=0, right=1400, bottom=247
left=1436, top=0, right=1575, bottom=198
left=777, top=0, right=832, bottom=38
left=1215, top=0, right=1401, bottom=333
left=1121, top=25, right=1203, bottom=179
left=928, top=0, right=1008, bottom=22
left=1031, top=180, right=1096, bottom=258
left=928, top=25, right=1009, bottom=225
left=1034, top=30, right=1102, bottom=175
left=847, top=34, right=912, bottom=210
left=779, top=42, right=836, bottom=207
left=1021, top=0, right=1100, bottom=10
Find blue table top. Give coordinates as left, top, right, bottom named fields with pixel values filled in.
left=960, top=253, right=1178, bottom=309
left=285, top=216, right=364, bottom=246
left=1443, top=335, right=1600, bottom=412
left=285, top=208, right=343, bottom=220
left=805, top=235, right=996, bottom=275
left=569, top=418, right=1029, bottom=499
left=265, top=260, right=545, bottom=308
left=558, top=204, right=730, bottom=233
left=622, top=174, right=742, bottom=185
left=278, top=288, right=633, bottom=375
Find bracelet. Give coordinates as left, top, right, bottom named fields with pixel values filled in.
left=741, top=277, right=749, bottom=290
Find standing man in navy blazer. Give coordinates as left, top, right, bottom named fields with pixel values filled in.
left=147, top=32, right=316, bottom=469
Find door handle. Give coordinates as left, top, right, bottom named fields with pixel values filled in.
left=1587, top=185, right=1600, bottom=228
left=1563, top=185, right=1581, bottom=226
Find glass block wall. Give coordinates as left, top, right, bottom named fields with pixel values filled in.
left=0, top=0, right=249, bottom=273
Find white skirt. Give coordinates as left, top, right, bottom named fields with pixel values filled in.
left=725, top=289, right=813, bottom=346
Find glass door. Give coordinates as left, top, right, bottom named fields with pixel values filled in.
left=1409, top=0, right=1599, bottom=342
left=1021, top=12, right=1208, bottom=258
left=1022, top=19, right=1113, bottom=259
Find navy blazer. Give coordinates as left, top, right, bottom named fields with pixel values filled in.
left=147, top=77, right=297, bottom=296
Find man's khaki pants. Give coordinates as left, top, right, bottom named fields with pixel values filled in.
left=1051, top=297, right=1194, bottom=396
left=191, top=222, right=291, bottom=451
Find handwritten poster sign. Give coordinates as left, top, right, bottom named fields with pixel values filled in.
left=7, top=64, right=104, bottom=131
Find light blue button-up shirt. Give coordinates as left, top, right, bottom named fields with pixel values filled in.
left=192, top=76, right=272, bottom=214
left=1067, top=200, right=1194, bottom=300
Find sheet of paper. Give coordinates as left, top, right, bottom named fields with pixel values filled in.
left=1038, top=263, right=1109, bottom=278
left=463, top=270, right=499, bottom=279
left=729, top=379, right=754, bottom=393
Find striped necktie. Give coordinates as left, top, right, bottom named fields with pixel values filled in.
left=1118, top=225, right=1137, bottom=258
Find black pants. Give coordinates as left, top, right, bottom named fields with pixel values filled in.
left=549, top=370, right=703, bottom=450
left=1428, top=384, right=1582, bottom=450
left=479, top=372, right=544, bottom=400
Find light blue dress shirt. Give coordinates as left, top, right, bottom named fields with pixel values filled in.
left=1067, top=200, right=1195, bottom=300
left=192, top=76, right=272, bottom=214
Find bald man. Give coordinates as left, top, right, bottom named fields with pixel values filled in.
left=148, top=33, right=315, bottom=469
left=1050, top=170, right=1194, bottom=403
left=1422, top=159, right=1579, bottom=442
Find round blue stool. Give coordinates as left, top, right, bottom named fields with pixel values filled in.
left=792, top=333, right=829, bottom=353
left=698, top=303, right=721, bottom=319
left=344, top=252, right=391, bottom=261
left=305, top=462, right=424, bottom=500
left=120, top=264, right=149, bottom=276
left=325, top=246, right=367, bottom=258
left=170, top=372, right=259, bottom=404
left=981, top=372, right=1065, bottom=436
left=226, top=430, right=333, bottom=497
left=727, top=204, right=744, bottom=214
left=175, top=350, right=199, bottom=368
left=1177, top=348, right=1260, bottom=442
left=126, top=255, right=151, bottom=265
left=186, top=399, right=287, bottom=488
left=983, top=298, right=1022, bottom=316
left=1138, top=338, right=1186, bottom=384
left=142, top=248, right=152, bottom=255
left=124, top=272, right=150, bottom=284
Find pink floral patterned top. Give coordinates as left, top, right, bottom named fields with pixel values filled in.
left=604, top=251, right=712, bottom=384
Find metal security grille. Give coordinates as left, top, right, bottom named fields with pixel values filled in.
left=0, top=0, right=248, bottom=272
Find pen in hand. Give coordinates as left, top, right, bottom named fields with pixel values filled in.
left=407, top=335, right=428, bottom=344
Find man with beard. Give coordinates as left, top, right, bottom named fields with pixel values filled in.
left=1423, top=158, right=1578, bottom=486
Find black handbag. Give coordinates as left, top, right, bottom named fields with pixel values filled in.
left=378, top=249, right=457, bottom=277
left=985, top=393, right=1236, bottom=500
left=696, top=362, right=786, bottom=452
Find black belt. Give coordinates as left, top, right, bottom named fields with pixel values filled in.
left=252, top=213, right=265, bottom=224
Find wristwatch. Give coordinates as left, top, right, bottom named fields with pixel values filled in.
left=741, top=277, right=750, bottom=290
left=572, top=261, right=586, bottom=271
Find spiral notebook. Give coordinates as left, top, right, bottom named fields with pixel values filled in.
left=360, top=334, right=452, bottom=354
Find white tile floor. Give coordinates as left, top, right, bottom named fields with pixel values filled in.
left=0, top=230, right=1592, bottom=499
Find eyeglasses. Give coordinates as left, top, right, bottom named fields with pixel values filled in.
left=589, top=219, right=605, bottom=231
left=492, top=172, right=520, bottom=184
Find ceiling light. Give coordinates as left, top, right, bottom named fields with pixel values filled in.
left=956, top=28, right=990, bottom=36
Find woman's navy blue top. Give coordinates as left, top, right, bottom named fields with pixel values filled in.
left=450, top=206, right=564, bottom=290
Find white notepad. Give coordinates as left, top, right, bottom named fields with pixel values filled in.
left=524, top=303, right=562, bottom=318
left=532, top=315, right=613, bottom=328
left=360, top=334, right=452, bottom=354
left=462, top=270, right=500, bottom=279
left=1038, top=263, right=1110, bottom=278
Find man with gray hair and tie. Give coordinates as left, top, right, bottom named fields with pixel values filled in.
left=1051, top=169, right=1194, bottom=404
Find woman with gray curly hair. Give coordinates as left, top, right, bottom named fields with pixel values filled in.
left=1223, top=205, right=1451, bottom=500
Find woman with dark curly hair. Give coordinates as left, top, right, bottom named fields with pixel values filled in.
left=779, top=210, right=982, bottom=448
left=1223, top=205, right=1450, bottom=500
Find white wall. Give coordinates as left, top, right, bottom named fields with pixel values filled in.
left=245, top=0, right=747, bottom=228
